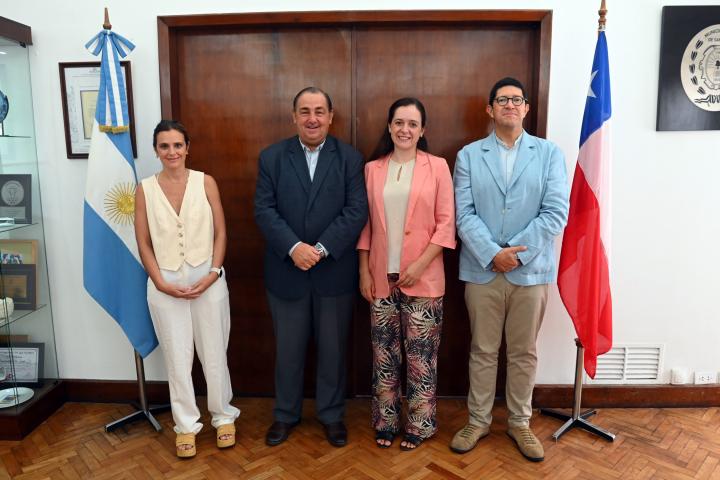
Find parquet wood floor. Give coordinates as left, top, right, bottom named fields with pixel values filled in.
left=0, top=398, right=719, bottom=479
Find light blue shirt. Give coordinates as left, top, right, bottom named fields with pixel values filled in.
left=289, top=138, right=328, bottom=257
left=300, top=138, right=325, bottom=181
left=494, top=130, right=523, bottom=187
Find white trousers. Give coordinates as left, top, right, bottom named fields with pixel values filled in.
left=147, top=259, right=240, bottom=434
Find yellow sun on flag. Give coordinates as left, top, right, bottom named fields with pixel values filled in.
left=104, top=182, right=136, bottom=225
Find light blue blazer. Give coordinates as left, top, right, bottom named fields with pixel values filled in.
left=454, top=131, right=569, bottom=286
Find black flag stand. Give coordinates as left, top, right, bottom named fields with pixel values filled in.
left=540, top=339, right=615, bottom=441
left=105, top=350, right=170, bottom=433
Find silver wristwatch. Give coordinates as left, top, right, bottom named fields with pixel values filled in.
left=314, top=243, right=327, bottom=258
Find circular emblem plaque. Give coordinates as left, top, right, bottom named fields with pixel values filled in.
left=1, top=180, right=25, bottom=206
left=681, top=24, right=720, bottom=112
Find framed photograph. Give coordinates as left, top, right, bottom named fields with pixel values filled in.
left=0, top=264, right=36, bottom=310
left=0, top=240, right=38, bottom=264
left=0, top=343, right=44, bottom=386
left=59, top=61, right=137, bottom=158
left=0, top=174, right=31, bottom=224
left=657, top=6, right=720, bottom=131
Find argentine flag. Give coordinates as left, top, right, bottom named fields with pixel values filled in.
left=82, top=29, right=158, bottom=357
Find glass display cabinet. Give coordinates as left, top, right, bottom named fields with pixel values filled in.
left=0, top=16, right=63, bottom=439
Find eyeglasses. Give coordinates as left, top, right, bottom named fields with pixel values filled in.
left=494, top=96, right=527, bottom=106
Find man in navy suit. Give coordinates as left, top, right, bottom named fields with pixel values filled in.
left=254, top=87, right=368, bottom=447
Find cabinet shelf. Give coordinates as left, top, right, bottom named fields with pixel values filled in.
left=0, top=221, right=38, bottom=234
left=0, top=303, right=47, bottom=329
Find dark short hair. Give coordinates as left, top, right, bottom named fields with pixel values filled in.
left=153, top=120, right=190, bottom=148
left=488, top=77, right=528, bottom=105
left=293, top=87, right=333, bottom=112
left=370, top=97, right=429, bottom=161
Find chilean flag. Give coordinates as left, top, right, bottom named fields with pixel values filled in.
left=557, top=31, right=612, bottom=379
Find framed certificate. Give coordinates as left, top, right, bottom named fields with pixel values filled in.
left=0, top=174, right=31, bottom=224
left=0, top=264, right=36, bottom=310
left=59, top=61, right=137, bottom=158
left=0, top=343, right=44, bottom=386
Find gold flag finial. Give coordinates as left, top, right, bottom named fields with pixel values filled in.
left=103, top=7, right=112, bottom=30
left=598, top=0, right=607, bottom=32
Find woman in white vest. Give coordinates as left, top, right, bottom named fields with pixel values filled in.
left=135, top=120, right=239, bottom=458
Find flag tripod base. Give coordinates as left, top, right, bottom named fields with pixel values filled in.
left=105, top=350, right=170, bottom=433
left=540, top=408, right=615, bottom=441
left=105, top=405, right=169, bottom=432
left=540, top=339, right=615, bottom=442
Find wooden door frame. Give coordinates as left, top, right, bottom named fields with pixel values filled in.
left=157, top=10, right=552, bottom=138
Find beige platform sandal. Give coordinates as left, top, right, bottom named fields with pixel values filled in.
left=216, top=423, right=236, bottom=448
left=176, top=432, right=196, bottom=458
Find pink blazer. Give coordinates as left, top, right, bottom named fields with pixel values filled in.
left=357, top=150, right=456, bottom=298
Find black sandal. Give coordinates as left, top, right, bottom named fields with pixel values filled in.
left=400, top=433, right=424, bottom=451
left=375, top=430, right=396, bottom=449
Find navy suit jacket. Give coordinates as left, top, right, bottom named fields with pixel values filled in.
left=254, top=135, right=368, bottom=300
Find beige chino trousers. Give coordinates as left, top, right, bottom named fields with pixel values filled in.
left=465, top=274, right=548, bottom=428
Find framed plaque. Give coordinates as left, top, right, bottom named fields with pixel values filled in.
left=0, top=264, right=36, bottom=310
left=0, top=174, right=31, bottom=224
left=59, top=61, right=137, bottom=159
left=0, top=343, right=44, bottom=386
left=657, top=6, right=720, bottom=131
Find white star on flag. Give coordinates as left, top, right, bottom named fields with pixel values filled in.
left=587, top=70, right=598, bottom=98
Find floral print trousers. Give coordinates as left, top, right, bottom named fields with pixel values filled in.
left=370, top=276, right=443, bottom=439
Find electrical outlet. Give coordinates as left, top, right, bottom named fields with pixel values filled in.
left=694, top=371, right=716, bottom=384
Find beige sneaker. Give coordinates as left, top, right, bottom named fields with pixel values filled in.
left=507, top=426, right=544, bottom=462
left=450, top=424, right=490, bottom=454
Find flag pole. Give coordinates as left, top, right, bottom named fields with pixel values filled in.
left=105, top=350, right=170, bottom=433
left=539, top=0, right=615, bottom=442
left=540, top=339, right=615, bottom=441
left=89, top=9, right=169, bottom=433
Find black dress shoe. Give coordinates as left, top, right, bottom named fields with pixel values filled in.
left=323, top=421, right=347, bottom=447
left=266, top=421, right=299, bottom=446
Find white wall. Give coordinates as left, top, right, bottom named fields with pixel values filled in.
left=3, top=0, right=719, bottom=384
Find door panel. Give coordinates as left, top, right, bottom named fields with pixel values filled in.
left=174, top=27, right=352, bottom=394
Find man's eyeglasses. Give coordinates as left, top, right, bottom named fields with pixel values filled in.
left=494, top=96, right=527, bottom=106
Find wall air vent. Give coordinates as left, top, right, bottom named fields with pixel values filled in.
left=586, top=344, right=664, bottom=384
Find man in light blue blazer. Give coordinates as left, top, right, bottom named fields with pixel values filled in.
left=450, top=78, right=569, bottom=462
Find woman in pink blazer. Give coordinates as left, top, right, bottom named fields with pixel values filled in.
left=357, top=98, right=456, bottom=450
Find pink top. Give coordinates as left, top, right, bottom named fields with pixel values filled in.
left=357, top=151, right=456, bottom=298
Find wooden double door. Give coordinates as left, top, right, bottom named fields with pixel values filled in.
left=158, top=11, right=551, bottom=397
